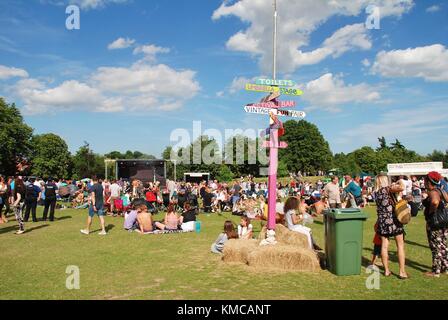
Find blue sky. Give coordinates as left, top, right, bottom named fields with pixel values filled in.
left=0, top=0, right=447, bottom=158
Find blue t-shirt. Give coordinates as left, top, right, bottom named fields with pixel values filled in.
left=345, top=181, right=362, bottom=197
left=439, top=179, right=448, bottom=192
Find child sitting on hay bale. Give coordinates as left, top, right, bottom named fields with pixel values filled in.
left=284, top=197, right=320, bottom=250
left=211, top=220, right=238, bottom=254
left=238, top=217, right=253, bottom=240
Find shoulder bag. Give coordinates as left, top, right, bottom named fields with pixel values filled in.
left=427, top=189, right=448, bottom=230
left=389, top=189, right=411, bottom=225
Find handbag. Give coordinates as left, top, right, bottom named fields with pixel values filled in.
left=427, top=190, right=448, bottom=230
left=389, top=189, right=411, bottom=225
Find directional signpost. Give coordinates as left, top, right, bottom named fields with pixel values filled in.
left=244, top=105, right=306, bottom=118
left=241, top=0, right=307, bottom=241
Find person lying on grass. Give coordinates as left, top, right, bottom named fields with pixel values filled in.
left=135, top=203, right=164, bottom=234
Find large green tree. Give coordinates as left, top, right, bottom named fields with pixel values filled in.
left=30, top=134, right=72, bottom=178
left=223, top=134, right=264, bottom=177
left=279, top=120, right=333, bottom=175
left=427, top=150, right=448, bottom=168
left=0, top=98, right=33, bottom=175
left=72, top=142, right=105, bottom=180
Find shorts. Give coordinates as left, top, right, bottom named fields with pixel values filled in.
left=89, top=205, right=104, bottom=217
left=373, top=244, right=381, bottom=257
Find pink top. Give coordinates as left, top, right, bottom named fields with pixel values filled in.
left=165, top=213, right=179, bottom=229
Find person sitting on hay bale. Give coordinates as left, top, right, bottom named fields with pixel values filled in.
left=238, top=217, right=253, bottom=240
left=211, top=220, right=238, bottom=254
left=284, top=197, right=321, bottom=251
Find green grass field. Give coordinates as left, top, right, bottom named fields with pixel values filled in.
left=0, top=205, right=447, bottom=300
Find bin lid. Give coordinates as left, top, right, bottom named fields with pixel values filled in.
left=324, top=208, right=368, bottom=220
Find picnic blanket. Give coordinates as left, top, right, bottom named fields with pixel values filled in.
left=134, top=229, right=194, bottom=235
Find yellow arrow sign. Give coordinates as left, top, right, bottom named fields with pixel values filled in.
left=245, top=83, right=303, bottom=96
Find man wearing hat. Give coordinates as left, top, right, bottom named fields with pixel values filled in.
left=43, top=177, right=58, bottom=221
left=423, top=171, right=448, bottom=277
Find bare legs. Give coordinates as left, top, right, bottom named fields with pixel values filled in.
left=381, top=234, right=408, bottom=278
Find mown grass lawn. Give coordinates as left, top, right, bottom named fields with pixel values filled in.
left=0, top=205, right=447, bottom=300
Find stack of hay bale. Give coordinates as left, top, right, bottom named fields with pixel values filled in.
left=222, top=224, right=320, bottom=272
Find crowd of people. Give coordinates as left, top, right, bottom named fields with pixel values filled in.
left=1, top=171, right=447, bottom=279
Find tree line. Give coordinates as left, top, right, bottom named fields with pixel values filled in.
left=1, top=98, right=447, bottom=181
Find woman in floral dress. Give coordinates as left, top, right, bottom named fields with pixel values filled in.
left=374, top=173, right=408, bottom=279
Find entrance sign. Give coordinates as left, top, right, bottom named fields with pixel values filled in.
left=244, top=105, right=306, bottom=118
left=245, top=83, right=303, bottom=96
left=256, top=78, right=296, bottom=87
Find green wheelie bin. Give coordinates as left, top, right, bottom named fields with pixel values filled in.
left=324, top=208, right=368, bottom=276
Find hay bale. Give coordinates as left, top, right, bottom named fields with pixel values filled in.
left=222, top=239, right=259, bottom=264
left=258, top=225, right=267, bottom=240
left=258, top=224, right=309, bottom=249
left=274, top=224, right=309, bottom=248
left=247, top=244, right=320, bottom=272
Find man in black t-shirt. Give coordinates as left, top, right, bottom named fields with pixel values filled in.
left=43, top=177, right=58, bottom=221
left=202, top=187, right=215, bottom=213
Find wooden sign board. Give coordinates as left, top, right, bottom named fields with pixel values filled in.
left=244, top=105, right=306, bottom=118
left=245, top=83, right=303, bottom=96
left=256, top=79, right=296, bottom=87
left=249, top=101, right=296, bottom=108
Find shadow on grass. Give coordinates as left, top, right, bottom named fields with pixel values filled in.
left=363, top=247, right=431, bottom=273
left=405, top=239, right=430, bottom=249
left=91, top=224, right=115, bottom=233
left=0, top=224, right=50, bottom=235
left=54, top=216, right=72, bottom=221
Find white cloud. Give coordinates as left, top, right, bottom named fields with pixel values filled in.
left=15, top=79, right=114, bottom=114
left=68, top=0, right=129, bottom=10
left=426, top=5, right=440, bottom=13
left=133, top=44, right=170, bottom=62
left=362, top=58, right=371, bottom=67
left=302, top=73, right=381, bottom=112
left=13, top=58, right=200, bottom=114
left=372, top=44, right=448, bottom=82
left=107, top=37, right=135, bottom=50
left=91, top=63, right=200, bottom=101
left=0, top=65, right=29, bottom=80
left=212, top=0, right=414, bottom=73
left=229, top=76, right=253, bottom=94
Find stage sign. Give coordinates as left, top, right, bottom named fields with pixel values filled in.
left=256, top=79, right=296, bottom=87
left=245, top=83, right=303, bottom=96
left=244, top=105, right=306, bottom=118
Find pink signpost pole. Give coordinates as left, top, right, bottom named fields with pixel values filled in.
left=267, top=129, right=279, bottom=230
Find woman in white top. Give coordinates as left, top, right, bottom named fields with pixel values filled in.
left=238, top=217, right=253, bottom=240
left=283, top=196, right=317, bottom=250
